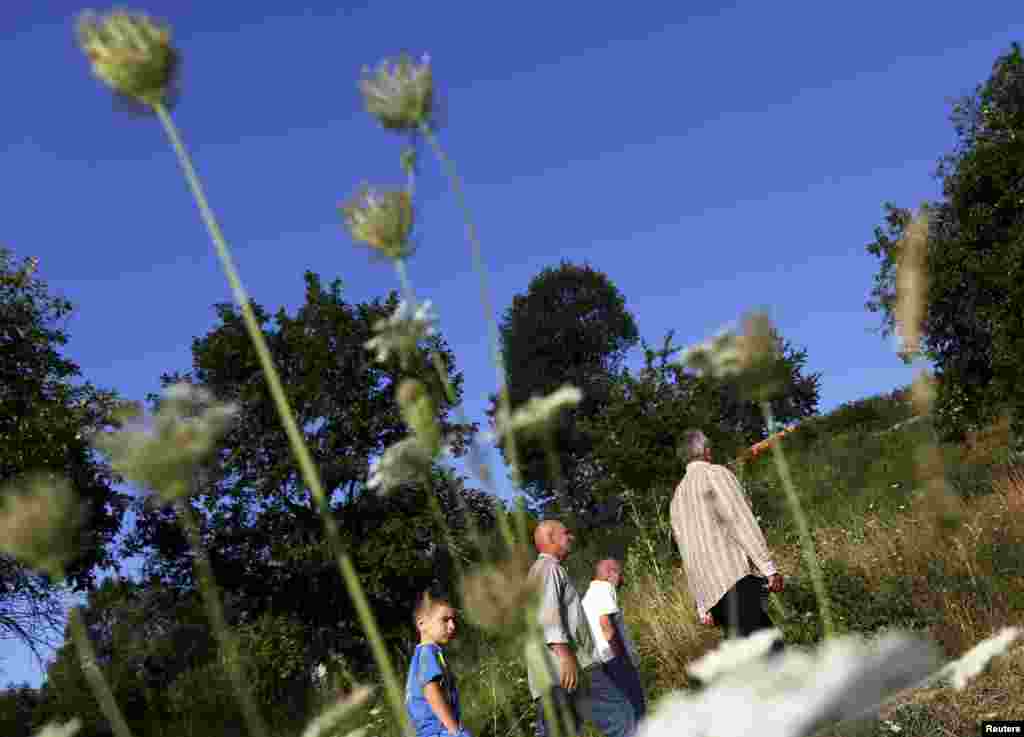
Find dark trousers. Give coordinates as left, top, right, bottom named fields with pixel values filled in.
left=602, top=655, right=646, bottom=722
left=534, top=665, right=638, bottom=737
left=709, top=575, right=784, bottom=652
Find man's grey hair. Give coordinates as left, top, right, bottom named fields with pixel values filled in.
left=678, top=429, right=709, bottom=462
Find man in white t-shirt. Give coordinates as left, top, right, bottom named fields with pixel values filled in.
left=581, top=559, right=645, bottom=724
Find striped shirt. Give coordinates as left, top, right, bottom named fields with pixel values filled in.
left=669, top=460, right=778, bottom=619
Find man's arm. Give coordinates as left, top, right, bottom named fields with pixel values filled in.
left=598, top=614, right=626, bottom=658
left=708, top=467, right=778, bottom=577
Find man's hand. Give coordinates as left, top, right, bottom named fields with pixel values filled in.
left=767, top=573, right=784, bottom=593
left=700, top=612, right=714, bottom=626
left=550, top=644, right=579, bottom=691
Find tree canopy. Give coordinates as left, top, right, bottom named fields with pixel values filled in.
left=488, top=260, right=639, bottom=515
left=867, top=43, right=1024, bottom=443
left=0, top=248, right=126, bottom=658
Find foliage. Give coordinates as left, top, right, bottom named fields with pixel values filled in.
left=0, top=247, right=127, bottom=657
left=123, top=272, right=494, bottom=673
left=866, top=43, right=1024, bottom=444
left=488, top=260, right=640, bottom=516
left=0, top=682, right=42, bottom=737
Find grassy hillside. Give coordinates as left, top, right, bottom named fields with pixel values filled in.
left=432, top=390, right=1024, bottom=737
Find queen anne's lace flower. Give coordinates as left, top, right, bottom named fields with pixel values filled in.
left=340, top=185, right=415, bottom=261
left=494, top=386, right=583, bottom=440
left=300, top=684, right=373, bottom=737
left=92, top=383, right=238, bottom=503
left=638, top=632, right=941, bottom=737
left=933, top=626, right=1021, bottom=690
left=365, top=300, right=438, bottom=365
left=76, top=9, right=177, bottom=107
left=0, top=473, right=84, bottom=578
left=32, top=721, right=82, bottom=737
left=686, top=628, right=783, bottom=684
left=367, top=437, right=436, bottom=494
left=359, top=53, right=433, bottom=132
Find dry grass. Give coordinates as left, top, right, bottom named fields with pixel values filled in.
left=619, top=567, right=719, bottom=694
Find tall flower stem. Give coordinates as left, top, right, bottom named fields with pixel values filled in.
left=176, top=503, right=271, bottom=737
left=419, top=122, right=527, bottom=544
left=69, top=608, right=135, bottom=737
left=152, top=101, right=410, bottom=735
left=761, top=401, right=833, bottom=639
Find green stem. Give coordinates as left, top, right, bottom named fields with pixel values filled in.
left=69, top=608, right=135, bottom=737
left=153, top=102, right=411, bottom=736
left=761, top=401, right=833, bottom=639
left=420, top=123, right=526, bottom=541
left=177, top=503, right=271, bottom=737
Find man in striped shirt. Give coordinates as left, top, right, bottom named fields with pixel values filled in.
left=669, top=429, right=784, bottom=647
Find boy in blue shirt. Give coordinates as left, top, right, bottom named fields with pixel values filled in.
left=405, top=590, right=472, bottom=737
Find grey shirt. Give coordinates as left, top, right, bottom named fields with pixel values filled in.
left=526, top=553, right=595, bottom=699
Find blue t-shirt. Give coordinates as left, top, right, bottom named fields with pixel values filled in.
left=405, top=643, right=461, bottom=737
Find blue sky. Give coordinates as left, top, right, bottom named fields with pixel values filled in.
left=3, top=0, right=1023, bottom=688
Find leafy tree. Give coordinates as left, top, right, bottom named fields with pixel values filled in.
left=866, top=43, right=1024, bottom=443
left=0, top=248, right=127, bottom=658
left=125, top=272, right=494, bottom=671
left=0, top=682, right=42, bottom=737
left=488, top=260, right=639, bottom=516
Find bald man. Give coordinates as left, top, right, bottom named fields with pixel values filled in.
left=582, top=559, right=645, bottom=723
left=526, top=521, right=637, bottom=737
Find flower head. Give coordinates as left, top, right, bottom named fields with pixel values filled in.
left=675, top=311, right=785, bottom=401
left=934, top=626, right=1021, bottom=690
left=92, top=383, right=237, bottom=503
left=340, top=185, right=414, bottom=261
left=637, top=632, right=940, bottom=737
left=32, top=720, right=83, bottom=737
left=76, top=9, right=178, bottom=108
left=397, top=378, right=441, bottom=456
left=367, top=436, right=436, bottom=494
left=300, top=684, right=373, bottom=737
left=0, top=473, right=85, bottom=579
left=365, top=300, right=438, bottom=366
left=461, top=545, right=538, bottom=631
left=687, top=628, right=784, bottom=684
left=359, top=53, right=433, bottom=132
left=495, top=386, right=583, bottom=441
left=894, top=210, right=929, bottom=361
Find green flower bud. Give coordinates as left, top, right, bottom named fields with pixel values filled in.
left=76, top=9, right=178, bottom=108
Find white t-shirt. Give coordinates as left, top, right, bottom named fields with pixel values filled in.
left=581, top=580, right=639, bottom=666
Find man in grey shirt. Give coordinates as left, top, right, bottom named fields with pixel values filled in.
left=527, top=520, right=637, bottom=737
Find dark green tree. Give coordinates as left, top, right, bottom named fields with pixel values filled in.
left=0, top=248, right=127, bottom=658
left=867, top=43, right=1024, bottom=443
left=125, top=272, right=494, bottom=671
left=487, top=260, right=640, bottom=516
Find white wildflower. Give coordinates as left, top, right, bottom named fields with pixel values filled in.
left=367, top=437, right=437, bottom=494
left=365, top=300, right=438, bottom=364
left=92, top=382, right=238, bottom=503
left=359, top=53, right=433, bottom=132
left=495, top=386, right=583, bottom=440
left=301, top=684, right=373, bottom=737
left=674, top=323, right=742, bottom=379
left=637, top=631, right=940, bottom=737
left=934, top=626, right=1021, bottom=690
left=341, top=184, right=415, bottom=261
left=32, top=720, right=82, bottom=737
left=687, top=628, right=783, bottom=684
left=0, top=473, right=84, bottom=579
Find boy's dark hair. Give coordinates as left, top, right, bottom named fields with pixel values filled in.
left=412, top=588, right=453, bottom=630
